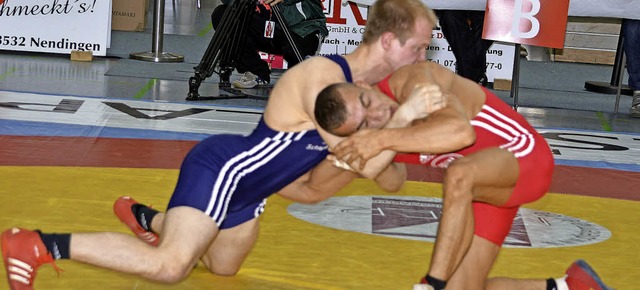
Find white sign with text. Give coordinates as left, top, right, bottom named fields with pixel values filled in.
left=0, top=0, right=111, bottom=56
left=317, top=0, right=513, bottom=81
left=428, top=34, right=515, bottom=82
left=319, top=0, right=368, bottom=55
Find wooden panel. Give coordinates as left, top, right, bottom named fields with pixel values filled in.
left=563, top=32, right=619, bottom=50
left=555, top=17, right=621, bottom=65
left=493, top=78, right=513, bottom=91
left=70, top=51, right=94, bottom=62
left=566, top=17, right=622, bottom=34
left=552, top=48, right=616, bottom=65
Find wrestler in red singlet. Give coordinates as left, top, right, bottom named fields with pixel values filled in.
left=377, top=77, right=554, bottom=245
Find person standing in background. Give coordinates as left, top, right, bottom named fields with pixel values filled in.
left=435, top=10, right=493, bottom=86
left=624, top=19, right=640, bottom=118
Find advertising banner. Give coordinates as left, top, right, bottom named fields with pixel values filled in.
left=483, top=0, right=570, bottom=48
left=0, top=0, right=111, bottom=56
left=318, top=0, right=514, bottom=81
left=347, top=0, right=640, bottom=20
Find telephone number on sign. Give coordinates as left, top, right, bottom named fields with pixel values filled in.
left=486, top=62, right=503, bottom=70
left=0, top=36, right=27, bottom=47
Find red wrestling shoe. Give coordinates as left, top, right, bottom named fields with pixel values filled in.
left=1, top=228, right=62, bottom=290
left=113, top=196, right=159, bottom=246
left=565, top=259, right=613, bottom=290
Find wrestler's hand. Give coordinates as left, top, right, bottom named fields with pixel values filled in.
left=332, top=129, right=384, bottom=170
left=396, top=84, right=447, bottom=121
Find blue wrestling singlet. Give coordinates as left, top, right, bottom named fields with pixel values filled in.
left=324, top=54, right=353, bottom=82
left=168, top=118, right=328, bottom=228
left=168, top=54, right=353, bottom=229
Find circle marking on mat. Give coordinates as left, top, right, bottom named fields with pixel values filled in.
left=288, top=195, right=611, bottom=248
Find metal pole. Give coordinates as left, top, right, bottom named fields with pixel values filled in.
left=152, top=0, right=164, bottom=54
left=130, top=0, right=184, bottom=62
left=511, top=43, right=521, bottom=111
left=614, top=53, right=626, bottom=114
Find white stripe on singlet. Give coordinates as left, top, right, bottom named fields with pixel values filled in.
left=254, top=198, right=267, bottom=217
left=206, top=130, right=307, bottom=224
left=470, top=105, right=535, bottom=158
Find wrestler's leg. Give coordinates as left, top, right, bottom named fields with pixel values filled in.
left=447, top=235, right=547, bottom=290
left=427, top=147, right=518, bottom=281
left=71, top=206, right=218, bottom=283
left=150, top=212, right=165, bottom=234
left=143, top=201, right=261, bottom=276
left=200, top=217, right=260, bottom=276
left=446, top=235, right=500, bottom=290
left=447, top=203, right=543, bottom=290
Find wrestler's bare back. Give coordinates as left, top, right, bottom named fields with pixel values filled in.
left=263, top=56, right=351, bottom=133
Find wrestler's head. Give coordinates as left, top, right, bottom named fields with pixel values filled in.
left=315, top=82, right=398, bottom=137
left=363, top=0, right=437, bottom=68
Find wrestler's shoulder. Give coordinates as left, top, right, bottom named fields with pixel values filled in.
left=280, top=56, right=346, bottom=82
left=296, top=55, right=342, bottom=70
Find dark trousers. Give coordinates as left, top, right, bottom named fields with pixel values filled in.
left=623, top=19, right=640, bottom=91
left=436, top=10, right=493, bottom=84
left=211, top=4, right=321, bottom=82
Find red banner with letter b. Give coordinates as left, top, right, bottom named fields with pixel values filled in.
left=482, top=0, right=570, bottom=48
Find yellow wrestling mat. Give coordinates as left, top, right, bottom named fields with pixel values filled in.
left=1, top=166, right=638, bottom=289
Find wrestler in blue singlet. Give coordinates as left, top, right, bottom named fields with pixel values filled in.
left=167, top=55, right=352, bottom=229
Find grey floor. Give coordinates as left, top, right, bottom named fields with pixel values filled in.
left=1, top=0, right=639, bottom=134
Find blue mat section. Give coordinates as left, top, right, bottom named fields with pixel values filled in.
left=555, top=159, right=640, bottom=173
left=3, top=119, right=640, bottom=172
left=0, top=119, right=210, bottom=141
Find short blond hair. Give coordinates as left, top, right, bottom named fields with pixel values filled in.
left=362, top=0, right=437, bottom=44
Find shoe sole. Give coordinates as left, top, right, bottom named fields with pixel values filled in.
left=231, top=83, right=255, bottom=89
left=567, top=259, right=612, bottom=290
left=2, top=228, right=37, bottom=290
left=1, top=229, right=22, bottom=290
left=1, top=230, right=11, bottom=287
left=231, top=82, right=270, bottom=89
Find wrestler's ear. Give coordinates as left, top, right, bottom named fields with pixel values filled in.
left=380, top=31, right=396, bottom=50
left=354, top=81, right=372, bottom=89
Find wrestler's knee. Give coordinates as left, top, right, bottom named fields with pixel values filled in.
left=205, top=262, right=241, bottom=276
left=199, top=254, right=241, bottom=276
left=443, top=161, right=475, bottom=201
left=146, top=256, right=197, bottom=283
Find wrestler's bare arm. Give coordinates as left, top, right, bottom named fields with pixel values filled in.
left=336, top=96, right=473, bottom=168
left=372, top=64, right=477, bottom=154
left=315, top=117, right=410, bottom=181
left=277, top=155, right=406, bottom=203
left=268, top=57, right=408, bottom=183
left=265, top=57, right=405, bottom=198
left=313, top=81, right=435, bottom=179
left=371, top=162, right=407, bottom=192
left=276, top=158, right=359, bottom=203
left=327, top=72, right=453, bottom=169
left=385, top=97, right=473, bottom=153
